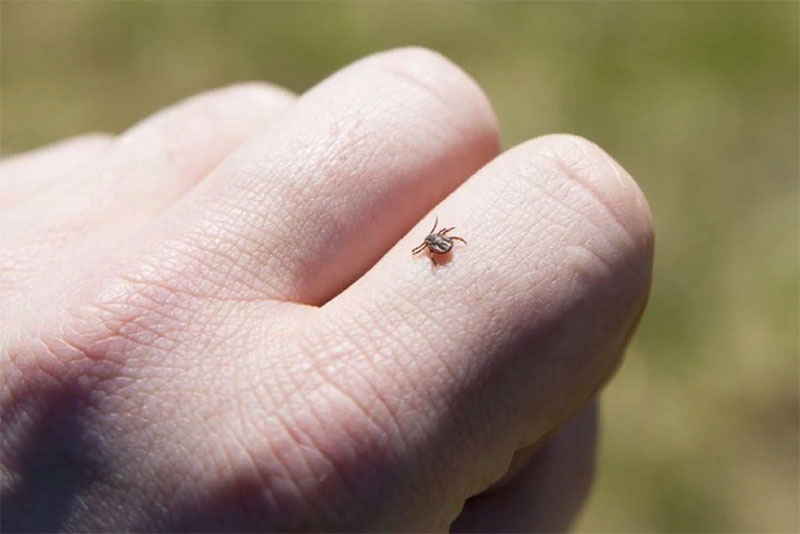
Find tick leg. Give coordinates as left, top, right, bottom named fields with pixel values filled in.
left=440, top=227, right=455, bottom=235
left=450, top=236, right=467, bottom=244
left=429, top=217, right=438, bottom=234
left=412, top=242, right=427, bottom=254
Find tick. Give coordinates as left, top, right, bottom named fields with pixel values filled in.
left=412, top=217, right=467, bottom=264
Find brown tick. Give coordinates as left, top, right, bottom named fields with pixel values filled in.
left=412, top=217, right=466, bottom=264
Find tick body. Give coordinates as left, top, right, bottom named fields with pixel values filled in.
left=412, top=217, right=467, bottom=264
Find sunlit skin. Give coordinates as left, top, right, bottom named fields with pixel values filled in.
left=0, top=48, right=653, bottom=532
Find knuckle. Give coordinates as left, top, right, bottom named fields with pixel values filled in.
left=122, top=82, right=294, bottom=145
left=58, top=132, right=115, bottom=147
left=364, top=46, right=499, bottom=140
left=372, top=45, right=457, bottom=75
left=179, top=82, right=294, bottom=115
left=213, top=81, right=296, bottom=107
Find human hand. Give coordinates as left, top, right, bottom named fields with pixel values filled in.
left=1, top=48, right=652, bottom=532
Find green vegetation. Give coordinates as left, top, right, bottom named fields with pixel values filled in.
left=2, top=2, right=797, bottom=531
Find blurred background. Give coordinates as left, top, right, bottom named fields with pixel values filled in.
left=2, top=2, right=797, bottom=532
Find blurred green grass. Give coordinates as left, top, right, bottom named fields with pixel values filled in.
left=2, top=2, right=797, bottom=532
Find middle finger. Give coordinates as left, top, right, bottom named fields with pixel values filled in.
left=151, top=47, right=500, bottom=305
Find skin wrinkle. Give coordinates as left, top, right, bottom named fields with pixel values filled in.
left=458, top=145, right=639, bottom=326
left=308, top=383, right=399, bottom=526
left=123, top=414, right=203, bottom=527
left=219, top=432, right=294, bottom=529
left=349, top=302, right=442, bottom=429
left=380, top=67, right=482, bottom=156
left=265, top=430, right=344, bottom=529
left=196, top=328, right=265, bottom=387
left=386, top=283, right=466, bottom=394
left=565, top=243, right=615, bottom=279
left=130, top=329, right=264, bottom=526
left=301, top=313, right=454, bottom=527
left=101, top=292, right=192, bottom=354
left=449, top=306, right=546, bottom=471
left=145, top=220, right=294, bottom=305
left=363, top=309, right=464, bottom=486
left=30, top=329, right=119, bottom=382
left=269, top=337, right=314, bottom=411
left=328, top=330, right=431, bottom=495
left=250, top=320, right=319, bottom=411
left=302, top=314, right=409, bottom=438
left=171, top=218, right=288, bottom=298
left=260, top=430, right=338, bottom=523
left=76, top=293, right=185, bottom=362
left=274, top=379, right=374, bottom=528
left=379, top=50, right=499, bottom=151
left=317, top=328, right=412, bottom=459
left=370, top=289, right=467, bottom=426
left=330, top=306, right=445, bottom=482
left=517, top=148, right=624, bottom=267
left=342, top=290, right=517, bottom=515
left=260, top=403, right=340, bottom=519
left=179, top=176, right=302, bottom=300
left=452, top=403, right=598, bottom=533
left=560, top=135, right=645, bottom=245
left=197, top=322, right=376, bottom=528
left=266, top=345, right=344, bottom=503
left=289, top=131, right=422, bottom=294
left=219, top=395, right=329, bottom=529
left=148, top=432, right=239, bottom=530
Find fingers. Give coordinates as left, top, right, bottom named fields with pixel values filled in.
left=0, top=133, right=112, bottom=208
left=0, top=83, right=296, bottom=337
left=5, top=82, right=294, bottom=234
left=451, top=402, right=598, bottom=533
left=101, top=82, right=295, bottom=216
left=154, top=47, right=500, bottom=304
left=314, top=134, right=651, bottom=523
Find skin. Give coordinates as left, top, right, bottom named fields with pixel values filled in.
left=0, top=47, right=653, bottom=532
